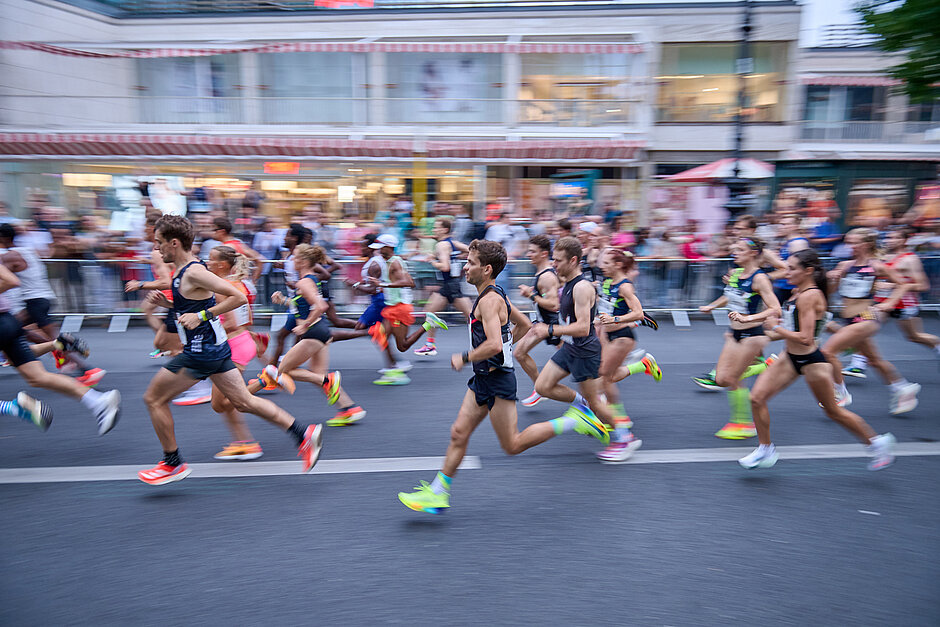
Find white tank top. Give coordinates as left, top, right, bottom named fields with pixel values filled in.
left=12, top=247, right=55, bottom=300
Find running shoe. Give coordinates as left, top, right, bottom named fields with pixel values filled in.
left=842, top=367, right=867, bottom=379
left=298, top=424, right=323, bottom=473
left=77, top=368, right=106, bottom=388
left=0, top=359, right=10, bottom=367
left=567, top=404, right=610, bottom=445
left=715, top=421, right=757, bottom=439
left=327, top=406, right=366, bottom=426
left=173, top=381, right=212, bottom=406
left=738, top=445, right=779, bottom=469
left=261, top=365, right=296, bottom=395
left=867, top=433, right=896, bottom=471
left=94, top=390, right=121, bottom=435
left=253, top=332, right=270, bottom=358
left=521, top=391, right=543, bottom=407
left=214, top=441, right=263, bottom=461
left=818, top=388, right=853, bottom=410
left=692, top=372, right=721, bottom=391
left=396, top=360, right=413, bottom=373
left=625, top=348, right=646, bottom=364
left=138, top=461, right=191, bottom=485
left=322, top=371, right=342, bottom=405
left=398, top=480, right=450, bottom=514
left=369, top=322, right=388, bottom=350
left=889, top=383, right=920, bottom=415
left=423, top=312, right=448, bottom=332
left=414, top=342, right=437, bottom=357
left=639, top=312, right=659, bottom=330
left=373, top=370, right=411, bottom=385
left=149, top=349, right=171, bottom=359
left=640, top=354, right=663, bottom=381
left=596, top=435, right=642, bottom=463
left=17, top=391, right=52, bottom=431
left=55, top=332, right=90, bottom=358
left=52, top=349, right=67, bottom=369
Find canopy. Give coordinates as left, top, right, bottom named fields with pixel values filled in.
left=666, top=158, right=774, bottom=183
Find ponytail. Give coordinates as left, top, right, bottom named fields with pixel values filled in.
left=212, top=245, right=252, bottom=282
left=793, top=248, right=828, bottom=304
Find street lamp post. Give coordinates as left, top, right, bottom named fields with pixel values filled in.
left=724, top=0, right=753, bottom=218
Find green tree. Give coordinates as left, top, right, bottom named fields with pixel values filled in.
left=856, top=0, right=940, bottom=103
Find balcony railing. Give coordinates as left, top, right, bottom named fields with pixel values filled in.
left=799, top=120, right=938, bottom=143
left=0, top=95, right=641, bottom=128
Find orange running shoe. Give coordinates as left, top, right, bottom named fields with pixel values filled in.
left=52, top=350, right=67, bottom=369
left=326, top=406, right=366, bottom=426
left=261, top=365, right=295, bottom=394
left=322, top=371, right=342, bottom=405
left=138, top=461, right=191, bottom=485
left=77, top=368, right=106, bottom=387
left=298, top=424, right=323, bottom=473
left=369, top=322, right=388, bottom=350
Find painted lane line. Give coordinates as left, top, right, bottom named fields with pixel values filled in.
left=0, top=456, right=482, bottom=484
left=617, top=442, right=940, bottom=465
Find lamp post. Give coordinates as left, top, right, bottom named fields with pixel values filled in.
left=724, top=0, right=753, bottom=217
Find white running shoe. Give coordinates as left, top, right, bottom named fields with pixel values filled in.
left=738, top=444, right=779, bottom=469
left=94, top=390, right=121, bottom=436
left=414, top=343, right=437, bottom=357
left=521, top=392, right=543, bottom=407
left=867, top=433, right=896, bottom=471
left=597, top=436, right=642, bottom=463
left=889, top=383, right=920, bottom=415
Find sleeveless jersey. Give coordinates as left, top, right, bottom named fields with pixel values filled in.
left=435, top=238, right=463, bottom=282
left=724, top=268, right=764, bottom=315
left=559, top=274, right=600, bottom=355
left=532, top=268, right=559, bottom=325
left=468, top=284, right=513, bottom=375
left=782, top=290, right=825, bottom=343
left=171, top=261, right=230, bottom=359
left=382, top=255, right=413, bottom=306
left=220, top=278, right=252, bottom=327
left=597, top=277, right=631, bottom=316
left=289, top=274, right=320, bottom=320
left=11, top=246, right=55, bottom=300
left=874, top=252, right=920, bottom=309
left=838, top=262, right=877, bottom=299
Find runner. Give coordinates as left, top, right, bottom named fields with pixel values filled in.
left=414, top=216, right=472, bottom=357
left=527, top=236, right=642, bottom=463
left=771, top=215, right=810, bottom=304
left=266, top=223, right=309, bottom=369
left=594, top=247, right=662, bottom=439
left=843, top=226, right=940, bottom=377
left=514, top=234, right=560, bottom=406
left=741, top=249, right=895, bottom=471
left=397, top=240, right=610, bottom=514
left=137, top=215, right=322, bottom=485
left=698, top=238, right=781, bottom=439
left=262, top=244, right=366, bottom=426
left=0, top=261, right=120, bottom=436
left=311, top=250, right=365, bottom=338
left=822, top=228, right=920, bottom=415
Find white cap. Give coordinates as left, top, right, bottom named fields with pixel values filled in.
left=370, top=233, right=399, bottom=249
left=579, top=221, right=599, bottom=234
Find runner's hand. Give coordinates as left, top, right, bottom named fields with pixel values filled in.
left=177, top=312, right=201, bottom=330
left=146, top=290, right=172, bottom=308
left=450, top=353, right=465, bottom=372
left=519, top=284, right=533, bottom=298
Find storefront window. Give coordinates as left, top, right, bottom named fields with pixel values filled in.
left=258, top=52, right=364, bottom=123
left=656, top=43, right=786, bottom=123
left=138, top=56, right=242, bottom=123
left=385, top=53, right=502, bottom=123
left=519, top=53, right=635, bottom=126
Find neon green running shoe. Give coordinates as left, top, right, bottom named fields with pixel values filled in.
left=398, top=481, right=450, bottom=514
left=692, top=371, right=721, bottom=391
left=567, top=404, right=610, bottom=445
left=373, top=370, right=411, bottom=386
left=423, top=312, right=448, bottom=332
left=322, top=371, right=342, bottom=405
left=640, top=354, right=663, bottom=382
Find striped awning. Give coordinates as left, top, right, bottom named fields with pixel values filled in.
left=0, top=40, right=644, bottom=58
left=801, top=75, right=901, bottom=87
left=0, top=133, right=644, bottom=162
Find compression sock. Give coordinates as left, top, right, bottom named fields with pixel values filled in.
left=287, top=420, right=307, bottom=445
left=624, top=361, right=648, bottom=377
left=163, top=449, right=183, bottom=467
left=740, top=361, right=769, bottom=380
left=0, top=399, right=19, bottom=419
left=728, top=387, right=752, bottom=423
left=429, top=471, right=451, bottom=495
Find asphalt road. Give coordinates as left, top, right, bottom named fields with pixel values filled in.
left=1, top=318, right=938, bottom=626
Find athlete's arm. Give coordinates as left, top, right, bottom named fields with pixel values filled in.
left=294, top=276, right=326, bottom=334
left=872, top=260, right=913, bottom=311
left=508, top=300, right=532, bottom=343
left=382, top=259, right=415, bottom=289
left=1, top=250, right=26, bottom=273
left=0, top=262, right=21, bottom=293
left=352, top=260, right=381, bottom=295
left=552, top=280, right=594, bottom=338
left=533, top=270, right=560, bottom=313
left=769, top=290, right=822, bottom=347
left=312, top=263, right=331, bottom=281
left=729, top=273, right=781, bottom=324
left=430, top=240, right=450, bottom=273
left=827, top=260, right=850, bottom=285
left=177, top=264, right=248, bottom=330
left=700, top=295, right=728, bottom=313
left=599, top=282, right=644, bottom=327
left=762, top=249, right=787, bottom=280
left=902, top=254, right=930, bottom=293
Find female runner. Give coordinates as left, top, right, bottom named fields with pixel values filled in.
left=822, top=228, right=920, bottom=414
left=741, top=249, right=895, bottom=470
left=699, top=238, right=780, bottom=439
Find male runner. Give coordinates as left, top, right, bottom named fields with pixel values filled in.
left=514, top=234, right=560, bottom=406
left=527, top=236, right=642, bottom=462
left=266, top=223, right=309, bottom=368
left=137, top=215, right=322, bottom=485
left=397, top=240, right=609, bottom=514
left=414, top=216, right=472, bottom=357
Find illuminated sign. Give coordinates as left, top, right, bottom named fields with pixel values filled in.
left=264, top=162, right=300, bottom=175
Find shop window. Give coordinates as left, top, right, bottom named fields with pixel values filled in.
left=385, top=53, right=502, bottom=123
left=137, top=56, right=242, bottom=123
left=656, top=43, right=786, bottom=123
left=258, top=52, right=364, bottom=124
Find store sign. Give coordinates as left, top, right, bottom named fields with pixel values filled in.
left=264, top=162, right=300, bottom=175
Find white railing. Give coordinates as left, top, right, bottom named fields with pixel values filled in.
left=799, top=120, right=938, bottom=143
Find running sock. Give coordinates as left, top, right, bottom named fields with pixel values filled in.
left=429, top=471, right=451, bottom=495
left=624, top=361, right=647, bottom=377
left=757, top=443, right=775, bottom=455
left=610, top=402, right=626, bottom=417
left=0, top=399, right=18, bottom=418
left=163, top=449, right=183, bottom=467
left=80, top=388, right=104, bottom=410
left=740, top=361, right=769, bottom=380
left=727, top=388, right=752, bottom=423
left=287, top=420, right=307, bottom=445
left=613, top=425, right=633, bottom=443
left=550, top=416, right=578, bottom=434
left=835, top=381, right=848, bottom=397
left=573, top=392, right=586, bottom=406
left=889, top=379, right=910, bottom=392
left=850, top=354, right=868, bottom=369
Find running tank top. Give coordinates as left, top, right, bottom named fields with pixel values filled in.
left=874, top=252, right=919, bottom=308
left=11, top=246, right=55, bottom=300
left=171, top=261, right=230, bottom=359
left=774, top=238, right=810, bottom=289
left=289, top=274, right=319, bottom=320
left=839, top=262, right=877, bottom=299
left=580, top=255, right=600, bottom=283
left=598, top=277, right=631, bottom=316
left=382, top=256, right=413, bottom=306
left=782, top=289, right=826, bottom=343
left=559, top=274, right=600, bottom=354
left=362, top=254, right=387, bottom=306
left=725, top=268, right=764, bottom=315
left=435, top=238, right=463, bottom=282
left=468, top=284, right=513, bottom=375
left=533, top=268, right=559, bottom=325
left=221, top=278, right=252, bottom=327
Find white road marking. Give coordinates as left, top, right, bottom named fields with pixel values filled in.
left=0, top=442, right=937, bottom=484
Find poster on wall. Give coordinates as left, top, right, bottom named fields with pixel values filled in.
left=846, top=179, right=909, bottom=227
left=772, top=179, right=837, bottom=220
left=417, top=57, right=484, bottom=113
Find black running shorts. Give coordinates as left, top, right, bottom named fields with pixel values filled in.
left=164, top=352, right=236, bottom=380
left=607, top=326, right=635, bottom=341
left=440, top=279, right=465, bottom=304
left=23, top=298, right=53, bottom=328
left=468, top=370, right=517, bottom=409
left=300, top=318, right=332, bottom=343
left=0, top=312, right=37, bottom=367
left=550, top=342, right=601, bottom=383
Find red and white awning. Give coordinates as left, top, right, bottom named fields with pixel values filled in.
left=801, top=75, right=901, bottom=87
left=0, top=133, right=644, bottom=162
left=666, top=158, right=774, bottom=183
left=0, top=40, right=644, bottom=58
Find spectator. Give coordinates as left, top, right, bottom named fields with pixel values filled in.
left=810, top=206, right=843, bottom=254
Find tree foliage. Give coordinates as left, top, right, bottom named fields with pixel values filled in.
left=856, top=0, right=940, bottom=103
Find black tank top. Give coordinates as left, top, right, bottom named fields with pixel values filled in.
left=533, top=268, right=559, bottom=325
left=171, top=261, right=231, bottom=359
left=559, top=274, right=600, bottom=355
left=468, top=284, right=514, bottom=375
left=782, top=288, right=825, bottom=344
left=436, top=238, right=463, bottom=283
